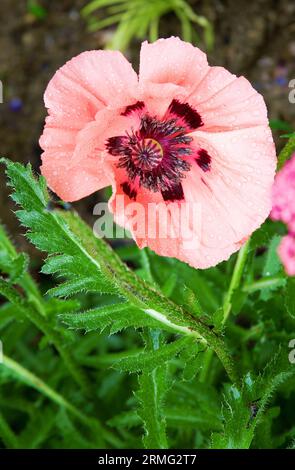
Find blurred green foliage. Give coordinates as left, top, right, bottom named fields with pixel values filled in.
left=81, top=0, right=214, bottom=51
left=27, top=0, right=48, bottom=20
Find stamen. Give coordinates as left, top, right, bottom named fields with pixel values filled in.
left=106, top=101, right=208, bottom=201
left=106, top=136, right=128, bottom=156
left=132, top=138, right=163, bottom=171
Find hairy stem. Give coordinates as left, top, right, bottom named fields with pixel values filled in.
left=277, top=136, right=295, bottom=170
left=222, top=239, right=251, bottom=325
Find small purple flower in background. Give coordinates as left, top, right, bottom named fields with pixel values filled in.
left=9, top=97, right=23, bottom=112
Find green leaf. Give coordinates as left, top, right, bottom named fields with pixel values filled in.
left=161, top=272, right=177, bottom=297
left=4, top=160, right=48, bottom=210
left=2, top=160, right=117, bottom=298
left=137, top=366, right=168, bottom=449
left=27, top=1, right=48, bottom=19
left=82, top=0, right=213, bottom=52
left=252, top=407, right=281, bottom=449
left=260, top=235, right=285, bottom=301
left=269, top=119, right=293, bottom=132
left=0, top=224, right=29, bottom=283
left=0, top=252, right=29, bottom=284
left=108, top=410, right=141, bottom=430
left=211, top=351, right=295, bottom=449
left=113, top=336, right=192, bottom=372
left=60, top=302, right=166, bottom=334
left=182, top=286, right=203, bottom=318
left=0, top=278, right=25, bottom=306
left=280, top=132, right=295, bottom=139
left=165, top=406, right=221, bottom=431
left=136, top=330, right=169, bottom=449
left=0, top=303, right=18, bottom=329
left=262, top=235, right=282, bottom=277
left=285, top=279, right=295, bottom=319
left=212, top=307, right=224, bottom=332
left=178, top=340, right=206, bottom=381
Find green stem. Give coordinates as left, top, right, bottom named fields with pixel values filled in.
left=277, top=137, right=295, bottom=170
left=112, top=267, right=238, bottom=383
left=118, top=277, right=239, bottom=384
left=222, top=239, right=251, bottom=324
left=1, top=354, right=122, bottom=448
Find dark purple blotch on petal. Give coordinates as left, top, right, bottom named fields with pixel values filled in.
left=196, top=149, right=211, bottom=172
left=169, top=99, right=203, bottom=130
left=121, top=101, right=145, bottom=116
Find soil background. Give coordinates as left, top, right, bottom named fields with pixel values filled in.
left=0, top=0, right=294, bottom=252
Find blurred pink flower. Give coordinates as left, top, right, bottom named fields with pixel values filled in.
left=39, top=37, right=276, bottom=269
left=271, top=153, right=295, bottom=276
left=278, top=234, right=295, bottom=276
left=271, top=153, right=295, bottom=232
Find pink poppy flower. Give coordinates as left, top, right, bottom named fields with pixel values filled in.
left=271, top=153, right=295, bottom=276
left=271, top=153, right=295, bottom=233
left=278, top=235, right=295, bottom=276
left=40, top=37, right=276, bottom=269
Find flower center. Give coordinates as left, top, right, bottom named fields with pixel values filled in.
left=106, top=100, right=210, bottom=202
left=131, top=138, right=163, bottom=171
left=106, top=114, right=192, bottom=194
